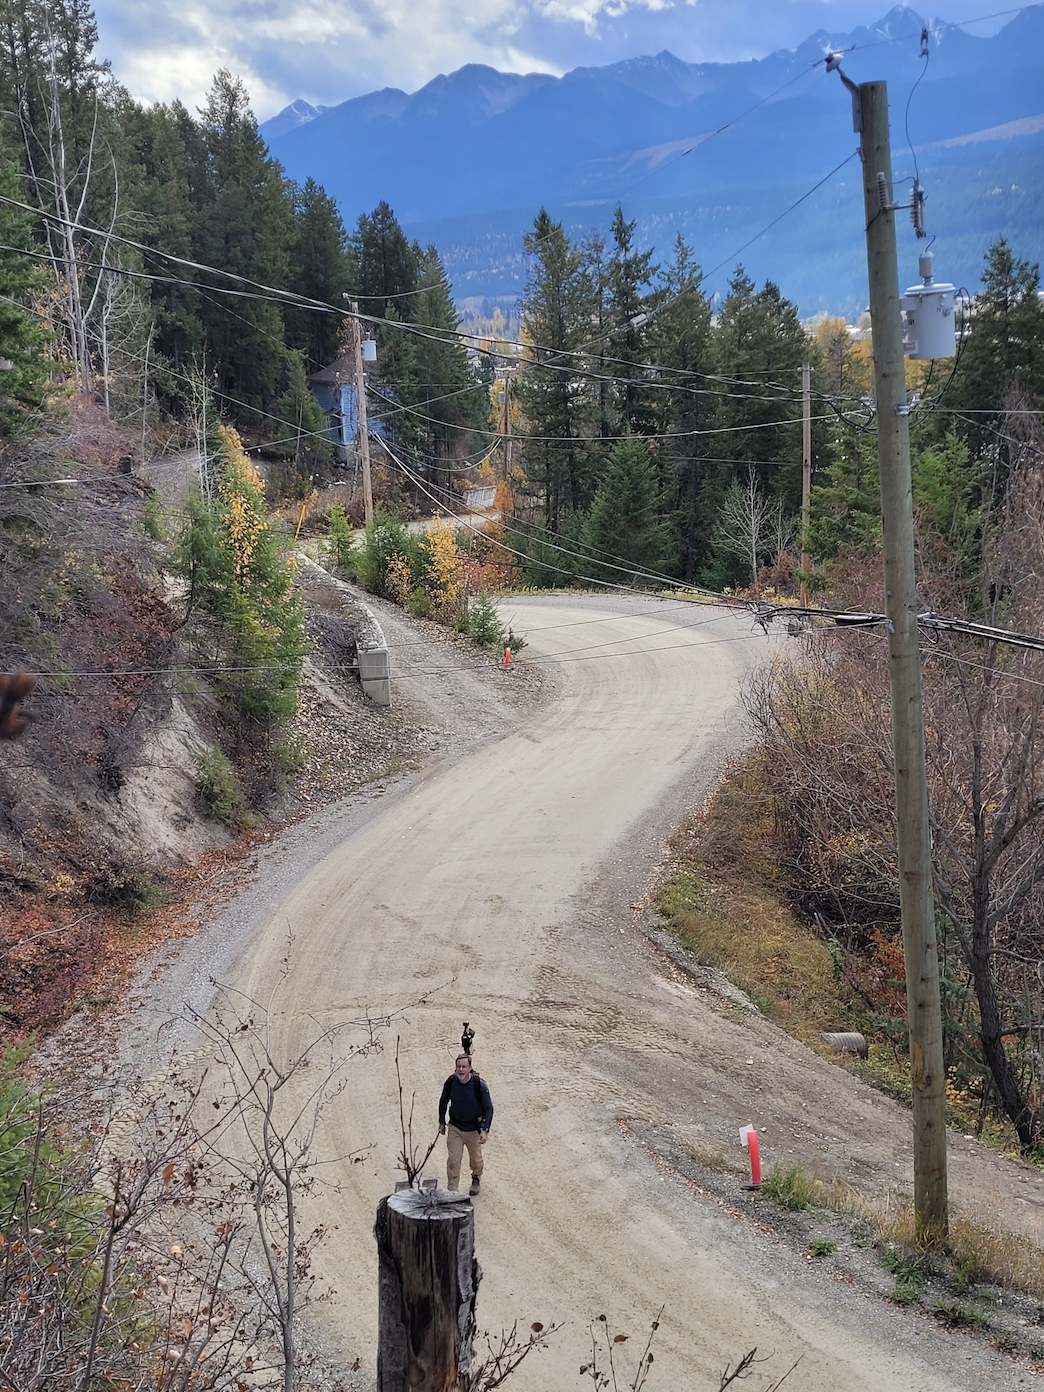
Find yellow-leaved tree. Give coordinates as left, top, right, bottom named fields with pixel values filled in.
left=420, top=516, right=463, bottom=620
left=175, top=425, right=308, bottom=723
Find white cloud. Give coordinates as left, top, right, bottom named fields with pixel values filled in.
left=96, top=0, right=554, bottom=114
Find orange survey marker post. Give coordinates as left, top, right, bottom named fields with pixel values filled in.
left=504, top=647, right=511, bottom=669
left=739, top=1125, right=761, bottom=1188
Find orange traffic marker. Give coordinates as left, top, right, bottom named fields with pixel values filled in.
left=739, top=1125, right=762, bottom=1187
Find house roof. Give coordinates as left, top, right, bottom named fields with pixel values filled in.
left=309, top=350, right=355, bottom=385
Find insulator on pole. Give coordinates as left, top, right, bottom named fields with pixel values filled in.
left=911, top=183, right=926, bottom=237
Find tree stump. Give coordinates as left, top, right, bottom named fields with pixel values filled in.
left=375, top=1186, right=481, bottom=1392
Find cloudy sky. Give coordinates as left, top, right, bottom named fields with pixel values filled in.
left=92, top=0, right=1014, bottom=119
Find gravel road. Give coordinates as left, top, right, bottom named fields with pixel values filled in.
left=115, top=591, right=1044, bottom=1391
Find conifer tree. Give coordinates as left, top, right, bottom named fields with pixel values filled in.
left=713, top=267, right=807, bottom=508
left=271, top=349, right=334, bottom=492
left=584, top=435, right=671, bottom=581
left=604, top=205, right=657, bottom=438
left=175, top=423, right=307, bottom=725
left=124, top=98, right=207, bottom=403
left=0, top=157, right=50, bottom=432
left=286, top=177, right=350, bottom=371
left=348, top=201, right=421, bottom=471
left=196, top=69, right=293, bottom=415
left=516, top=209, right=594, bottom=530
left=946, top=238, right=1044, bottom=487
left=649, top=234, right=715, bottom=581
left=349, top=200, right=419, bottom=313
left=401, top=244, right=489, bottom=501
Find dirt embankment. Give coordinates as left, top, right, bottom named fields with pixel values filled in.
left=1, top=482, right=548, bottom=1041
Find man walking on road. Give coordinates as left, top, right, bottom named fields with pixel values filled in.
left=439, top=1054, right=493, bottom=1196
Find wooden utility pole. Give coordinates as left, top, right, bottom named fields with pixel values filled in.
left=375, top=1186, right=479, bottom=1391
left=351, top=301, right=374, bottom=525
left=855, top=77, right=948, bottom=1242
left=800, top=361, right=811, bottom=604
left=501, top=369, right=512, bottom=482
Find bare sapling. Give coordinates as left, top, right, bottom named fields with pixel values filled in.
left=0, top=1059, right=269, bottom=1391
left=393, top=1035, right=440, bottom=1186
left=579, top=1308, right=661, bottom=1392
left=717, top=1346, right=801, bottom=1390
left=189, top=950, right=392, bottom=1392
left=465, top=1319, right=560, bottom=1391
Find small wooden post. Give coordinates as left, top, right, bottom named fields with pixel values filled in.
left=375, top=1187, right=481, bottom=1392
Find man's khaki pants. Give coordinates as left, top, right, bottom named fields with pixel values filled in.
left=446, top=1124, right=483, bottom=1191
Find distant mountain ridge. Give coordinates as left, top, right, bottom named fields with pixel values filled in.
left=261, top=6, right=1044, bottom=317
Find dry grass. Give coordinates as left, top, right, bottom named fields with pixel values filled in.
left=658, top=756, right=851, bottom=1040
left=821, top=1178, right=1044, bottom=1302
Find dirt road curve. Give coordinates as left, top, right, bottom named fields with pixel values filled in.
left=131, top=594, right=1044, bottom=1390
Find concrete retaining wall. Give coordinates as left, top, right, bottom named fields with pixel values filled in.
left=295, top=553, right=392, bottom=707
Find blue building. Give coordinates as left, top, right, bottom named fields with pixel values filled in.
left=309, top=351, right=358, bottom=463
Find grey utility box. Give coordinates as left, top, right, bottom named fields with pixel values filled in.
left=902, top=252, right=956, bottom=360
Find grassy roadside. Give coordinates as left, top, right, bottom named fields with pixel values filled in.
left=657, top=752, right=1027, bottom=1145
left=655, top=753, right=1044, bottom=1350
left=656, top=753, right=853, bottom=1044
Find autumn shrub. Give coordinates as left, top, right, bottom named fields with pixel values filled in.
left=326, top=500, right=355, bottom=571
left=194, top=746, right=245, bottom=823
left=386, top=551, right=415, bottom=606
left=419, top=515, right=463, bottom=620
left=86, top=861, right=163, bottom=916
left=657, top=754, right=849, bottom=1038
left=350, top=509, right=423, bottom=597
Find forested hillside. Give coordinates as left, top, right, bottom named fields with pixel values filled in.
left=0, top=0, right=493, bottom=1040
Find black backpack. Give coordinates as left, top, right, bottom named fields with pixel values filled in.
left=471, top=1072, right=487, bottom=1120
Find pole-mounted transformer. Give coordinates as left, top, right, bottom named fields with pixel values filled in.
left=901, top=250, right=956, bottom=360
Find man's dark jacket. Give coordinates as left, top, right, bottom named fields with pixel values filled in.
left=439, top=1072, right=494, bottom=1132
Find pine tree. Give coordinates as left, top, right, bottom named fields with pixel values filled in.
left=714, top=267, right=807, bottom=507
left=125, top=98, right=208, bottom=401
left=174, top=424, right=308, bottom=725
left=604, top=205, right=657, bottom=438
left=947, top=238, right=1044, bottom=487
left=584, top=435, right=670, bottom=581
left=649, top=234, right=715, bottom=581
left=402, top=245, right=489, bottom=502
left=196, top=69, right=293, bottom=416
left=286, top=178, right=350, bottom=372
left=271, top=349, right=334, bottom=493
left=516, top=209, right=594, bottom=531
left=348, top=201, right=421, bottom=475
left=0, top=157, right=49, bottom=432
left=349, top=200, right=419, bottom=314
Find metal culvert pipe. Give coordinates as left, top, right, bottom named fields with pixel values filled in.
left=820, top=1031, right=868, bottom=1058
